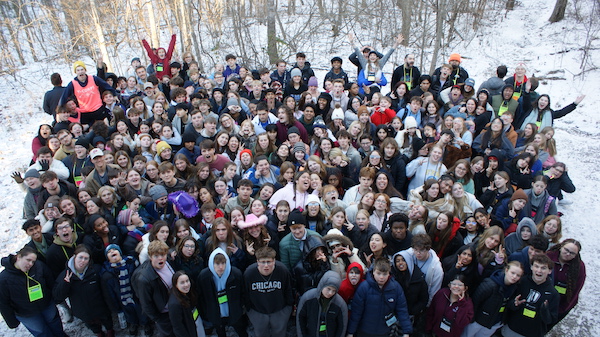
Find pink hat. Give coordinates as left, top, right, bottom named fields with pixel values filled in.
left=237, top=214, right=268, bottom=229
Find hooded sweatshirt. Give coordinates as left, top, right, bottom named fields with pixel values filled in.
left=338, top=262, right=365, bottom=307
left=208, top=247, right=231, bottom=318
left=296, top=270, right=348, bottom=337
left=504, top=218, right=538, bottom=256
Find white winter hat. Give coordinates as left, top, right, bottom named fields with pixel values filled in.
left=404, top=116, right=418, bottom=129
left=331, top=107, right=344, bottom=120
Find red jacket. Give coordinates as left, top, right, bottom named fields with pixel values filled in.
left=370, top=107, right=396, bottom=126
left=142, top=34, right=177, bottom=79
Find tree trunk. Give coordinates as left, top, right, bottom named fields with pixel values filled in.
left=145, top=0, right=159, bottom=47
left=506, top=0, right=515, bottom=10
left=400, top=0, right=411, bottom=46
left=430, top=0, right=446, bottom=74
left=267, top=0, right=278, bottom=64
left=88, top=0, right=112, bottom=71
left=549, top=0, right=568, bottom=22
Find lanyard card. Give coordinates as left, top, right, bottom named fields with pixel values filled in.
left=28, top=284, right=43, bottom=302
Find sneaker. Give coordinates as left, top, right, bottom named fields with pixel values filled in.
left=558, top=199, right=573, bottom=205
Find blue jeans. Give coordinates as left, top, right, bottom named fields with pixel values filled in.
left=15, top=303, right=66, bottom=337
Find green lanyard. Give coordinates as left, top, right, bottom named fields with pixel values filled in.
left=25, top=272, right=43, bottom=302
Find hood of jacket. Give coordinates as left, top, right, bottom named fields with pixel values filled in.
left=317, top=270, right=342, bottom=295
left=208, top=247, right=231, bottom=283
left=302, top=235, right=326, bottom=259
left=345, top=261, right=364, bottom=280
left=515, top=217, right=538, bottom=247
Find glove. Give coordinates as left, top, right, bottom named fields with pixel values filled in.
left=39, top=159, right=50, bottom=171
left=10, top=172, right=24, bottom=184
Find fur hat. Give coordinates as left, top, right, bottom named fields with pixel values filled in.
left=237, top=214, right=268, bottom=229
left=149, top=185, right=168, bottom=201
left=168, top=191, right=200, bottom=218
left=156, top=141, right=172, bottom=156
left=73, top=61, right=86, bottom=73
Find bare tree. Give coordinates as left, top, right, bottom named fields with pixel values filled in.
left=549, top=0, right=568, bottom=22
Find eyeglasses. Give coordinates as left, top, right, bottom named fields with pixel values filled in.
left=56, top=224, right=71, bottom=231
left=465, top=221, right=477, bottom=225
left=307, top=202, right=320, bottom=207
left=183, top=244, right=195, bottom=249
left=370, top=155, right=381, bottom=159
left=563, top=247, right=577, bottom=256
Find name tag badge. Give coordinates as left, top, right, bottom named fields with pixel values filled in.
left=523, top=308, right=536, bottom=318
left=28, top=284, right=43, bottom=302
left=555, top=285, right=567, bottom=295
left=319, top=324, right=326, bottom=332
left=74, top=176, right=83, bottom=187
left=385, top=313, right=397, bottom=327
left=499, top=306, right=505, bottom=313
left=218, top=294, right=228, bottom=304
left=156, top=65, right=164, bottom=72
left=192, top=307, right=199, bottom=321
left=368, top=75, right=376, bottom=82
left=498, top=105, right=509, bottom=116
left=440, top=317, right=453, bottom=332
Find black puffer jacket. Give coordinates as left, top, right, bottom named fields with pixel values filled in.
left=391, top=251, right=429, bottom=316
left=53, top=257, right=111, bottom=322
left=471, top=269, right=517, bottom=328
left=0, top=255, right=55, bottom=328
left=293, top=235, right=330, bottom=295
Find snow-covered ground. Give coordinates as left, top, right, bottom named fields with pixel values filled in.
left=1, top=0, right=599, bottom=336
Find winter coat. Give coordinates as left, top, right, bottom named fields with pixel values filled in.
left=99, top=257, right=139, bottom=313
left=171, top=254, right=204, bottom=282
left=279, top=229, right=321, bottom=271
left=24, top=233, right=54, bottom=264
left=0, top=255, right=55, bottom=328
left=338, top=262, right=365, bottom=309
left=131, top=260, right=172, bottom=321
left=547, top=250, right=586, bottom=316
left=54, top=257, right=111, bottom=322
left=504, top=218, right=538, bottom=256
left=167, top=293, right=197, bottom=337
left=197, top=248, right=245, bottom=325
left=425, top=287, right=474, bottom=337
left=293, top=236, right=331, bottom=295
left=392, top=251, right=429, bottom=316
left=442, top=247, right=480, bottom=293
left=403, top=248, right=444, bottom=306
left=347, top=271, right=413, bottom=335
left=517, top=91, right=578, bottom=130
left=471, top=269, right=519, bottom=328
left=406, top=157, right=448, bottom=192
left=542, top=170, right=576, bottom=200
left=296, top=271, right=348, bottom=337
left=83, top=225, right=122, bottom=264
left=45, top=233, right=80, bottom=279
left=521, top=188, right=557, bottom=224
left=505, top=274, right=559, bottom=337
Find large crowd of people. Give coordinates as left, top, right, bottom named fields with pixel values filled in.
left=0, top=32, right=588, bottom=337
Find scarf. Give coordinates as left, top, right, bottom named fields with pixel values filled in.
left=110, top=257, right=135, bottom=306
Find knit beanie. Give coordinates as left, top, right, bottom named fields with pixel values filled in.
left=156, top=141, right=172, bottom=156
left=404, top=116, right=418, bottom=129
left=117, top=208, right=134, bottom=227
left=308, top=76, right=318, bottom=87
left=448, top=53, right=461, bottom=63
left=24, top=169, right=40, bottom=179
left=290, top=68, right=302, bottom=78
left=149, top=185, right=168, bottom=201
left=331, top=107, right=344, bottom=120
left=73, top=61, right=86, bottom=73
left=288, top=126, right=301, bottom=136
left=75, top=138, right=90, bottom=149
left=105, top=244, right=122, bottom=258
left=287, top=209, right=307, bottom=228
left=292, top=142, right=306, bottom=154
left=511, top=189, right=529, bottom=202
left=239, top=148, right=253, bottom=160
